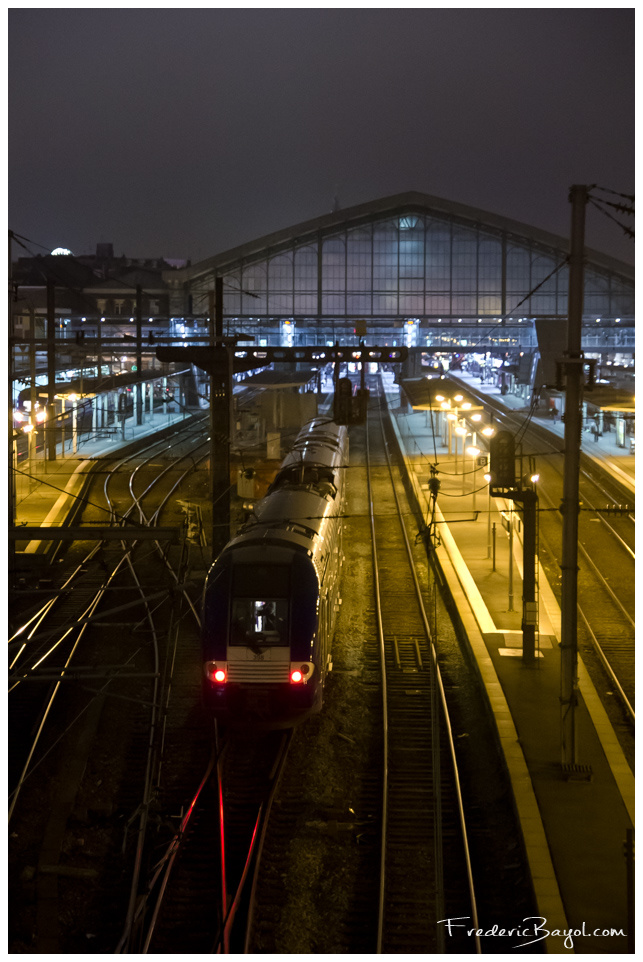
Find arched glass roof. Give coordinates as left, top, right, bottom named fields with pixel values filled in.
left=165, top=192, right=634, bottom=326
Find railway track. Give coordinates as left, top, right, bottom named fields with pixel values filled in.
left=366, top=392, right=479, bottom=953
left=137, top=729, right=292, bottom=954
left=8, top=420, right=210, bottom=821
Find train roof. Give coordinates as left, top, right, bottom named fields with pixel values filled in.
left=280, top=418, right=347, bottom=473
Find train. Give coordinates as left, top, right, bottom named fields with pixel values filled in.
left=201, top=416, right=349, bottom=727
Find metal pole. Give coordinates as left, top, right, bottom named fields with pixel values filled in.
left=136, top=285, right=143, bottom=425
left=492, top=522, right=496, bottom=571
left=508, top=512, right=515, bottom=611
left=471, top=456, right=476, bottom=512
left=521, top=491, right=537, bottom=664
left=211, top=276, right=231, bottom=556
left=46, top=279, right=57, bottom=462
left=487, top=484, right=492, bottom=558
left=560, top=184, right=588, bottom=768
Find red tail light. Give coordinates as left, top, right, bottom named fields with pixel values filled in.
left=290, top=669, right=303, bottom=683
left=205, top=661, right=226, bottom=683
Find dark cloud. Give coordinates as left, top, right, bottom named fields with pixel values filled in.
left=9, top=8, right=634, bottom=264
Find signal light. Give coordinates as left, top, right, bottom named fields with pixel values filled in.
left=290, top=670, right=303, bottom=684
left=214, top=669, right=226, bottom=683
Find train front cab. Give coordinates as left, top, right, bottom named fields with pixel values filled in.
left=202, top=545, right=325, bottom=725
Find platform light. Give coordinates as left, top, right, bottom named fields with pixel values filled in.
left=482, top=426, right=495, bottom=437
left=436, top=395, right=445, bottom=403
left=530, top=473, right=540, bottom=484
left=466, top=446, right=481, bottom=458
left=454, top=394, right=463, bottom=402
left=22, top=423, right=34, bottom=433
left=471, top=413, right=482, bottom=422
left=483, top=473, right=492, bottom=483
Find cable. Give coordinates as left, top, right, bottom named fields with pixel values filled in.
left=588, top=198, right=634, bottom=240
left=592, top=186, right=635, bottom=203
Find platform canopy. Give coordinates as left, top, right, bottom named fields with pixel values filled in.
left=400, top=376, right=484, bottom=412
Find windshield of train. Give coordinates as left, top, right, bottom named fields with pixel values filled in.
left=230, top=565, right=289, bottom=647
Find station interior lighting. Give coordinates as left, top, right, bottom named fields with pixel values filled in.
left=482, top=426, right=495, bottom=437
left=530, top=474, right=540, bottom=484
left=466, top=446, right=481, bottom=458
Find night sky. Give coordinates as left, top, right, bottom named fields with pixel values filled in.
left=9, top=7, right=634, bottom=267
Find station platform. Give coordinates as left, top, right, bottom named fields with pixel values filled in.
left=451, top=370, right=635, bottom=497
left=388, top=382, right=634, bottom=954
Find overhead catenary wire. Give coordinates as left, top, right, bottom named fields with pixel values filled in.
left=587, top=197, right=635, bottom=239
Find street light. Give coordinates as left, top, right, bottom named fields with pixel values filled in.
left=68, top=393, right=78, bottom=453
left=484, top=472, right=492, bottom=557
left=466, top=445, right=481, bottom=510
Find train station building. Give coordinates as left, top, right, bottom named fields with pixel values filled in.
left=11, top=191, right=635, bottom=447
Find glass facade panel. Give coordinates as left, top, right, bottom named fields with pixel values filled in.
left=399, top=294, right=424, bottom=314
left=347, top=294, right=372, bottom=314
left=268, top=293, right=293, bottom=314
left=372, top=293, right=398, bottom=314
left=293, top=294, right=317, bottom=314
left=322, top=293, right=345, bottom=314
left=293, top=246, right=317, bottom=292
left=478, top=238, right=502, bottom=294
left=478, top=294, right=502, bottom=314
left=322, top=238, right=345, bottom=293
left=425, top=293, right=451, bottom=315
left=205, top=206, right=632, bottom=328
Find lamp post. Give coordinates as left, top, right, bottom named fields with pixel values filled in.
left=484, top=472, right=492, bottom=557
left=22, top=421, right=36, bottom=492
left=466, top=446, right=481, bottom=511
left=69, top=393, right=78, bottom=453
left=60, top=397, right=66, bottom=454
